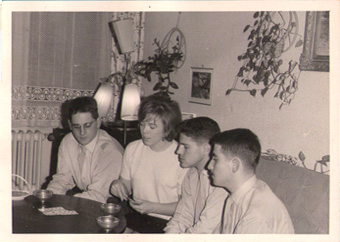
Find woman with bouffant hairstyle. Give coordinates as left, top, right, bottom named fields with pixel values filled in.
left=110, top=94, right=187, bottom=233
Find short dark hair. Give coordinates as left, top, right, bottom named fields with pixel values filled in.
left=68, top=96, right=99, bottom=121
left=138, top=94, right=182, bottom=141
left=210, top=129, right=261, bottom=171
left=176, top=117, right=220, bottom=144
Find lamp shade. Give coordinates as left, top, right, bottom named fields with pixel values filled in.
left=93, top=83, right=114, bottom=118
left=109, top=19, right=134, bottom=54
left=120, top=83, right=141, bottom=121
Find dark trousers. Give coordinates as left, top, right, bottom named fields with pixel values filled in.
left=107, top=196, right=168, bottom=233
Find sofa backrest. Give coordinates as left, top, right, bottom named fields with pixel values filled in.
left=256, top=156, right=329, bottom=234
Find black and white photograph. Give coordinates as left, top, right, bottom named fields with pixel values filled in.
left=1, top=2, right=339, bottom=242
left=189, top=67, right=213, bottom=105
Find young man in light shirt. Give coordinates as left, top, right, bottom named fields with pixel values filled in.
left=47, top=96, right=124, bottom=203
left=208, top=128, right=294, bottom=234
left=164, top=117, right=228, bottom=233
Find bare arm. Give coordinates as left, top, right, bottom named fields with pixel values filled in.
left=110, top=177, right=131, bottom=201
left=129, top=198, right=178, bottom=216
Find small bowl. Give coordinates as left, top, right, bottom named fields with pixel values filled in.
left=100, top=203, right=121, bottom=215
left=12, top=190, right=30, bottom=201
left=33, top=189, right=53, bottom=203
left=96, top=215, right=120, bottom=232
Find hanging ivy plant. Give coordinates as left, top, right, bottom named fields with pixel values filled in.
left=226, top=11, right=304, bottom=109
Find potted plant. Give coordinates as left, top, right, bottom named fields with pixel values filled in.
left=133, top=38, right=184, bottom=97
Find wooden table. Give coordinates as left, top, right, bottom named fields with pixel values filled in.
left=12, top=194, right=126, bottom=233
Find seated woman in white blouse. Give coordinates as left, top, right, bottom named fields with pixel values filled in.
left=110, top=94, right=188, bottom=233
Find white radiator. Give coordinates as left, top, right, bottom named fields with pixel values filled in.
left=12, top=130, right=46, bottom=189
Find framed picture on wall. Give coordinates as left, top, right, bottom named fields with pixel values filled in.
left=189, top=67, right=213, bottom=105
left=299, top=11, right=329, bottom=72
left=181, top=112, right=197, bottom=120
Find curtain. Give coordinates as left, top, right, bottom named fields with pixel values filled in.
left=12, top=12, right=145, bottom=127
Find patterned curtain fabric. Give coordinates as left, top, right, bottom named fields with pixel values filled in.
left=12, top=12, right=145, bottom=128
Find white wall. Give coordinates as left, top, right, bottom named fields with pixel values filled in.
left=141, top=12, right=329, bottom=169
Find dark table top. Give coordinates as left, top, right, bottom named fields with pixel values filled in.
left=12, top=194, right=126, bottom=234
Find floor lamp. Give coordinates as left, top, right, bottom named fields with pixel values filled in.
left=93, top=18, right=141, bottom=145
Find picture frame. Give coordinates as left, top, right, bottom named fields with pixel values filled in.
left=181, top=112, right=197, bottom=120
left=189, top=67, right=213, bottom=105
left=299, top=11, right=329, bottom=72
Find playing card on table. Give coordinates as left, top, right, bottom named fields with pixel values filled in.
left=38, top=206, right=78, bottom=216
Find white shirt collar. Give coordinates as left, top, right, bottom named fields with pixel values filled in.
left=230, top=175, right=257, bottom=204
left=83, top=132, right=99, bottom=154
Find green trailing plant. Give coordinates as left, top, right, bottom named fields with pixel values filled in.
left=226, top=11, right=303, bottom=109
left=134, top=38, right=184, bottom=97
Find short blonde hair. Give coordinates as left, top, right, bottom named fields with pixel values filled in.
left=138, top=94, right=182, bottom=141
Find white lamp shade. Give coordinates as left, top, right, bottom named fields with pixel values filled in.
left=93, top=83, right=114, bottom=118
left=109, top=19, right=134, bottom=54
left=121, top=83, right=141, bottom=121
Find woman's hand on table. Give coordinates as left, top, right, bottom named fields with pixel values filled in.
left=110, top=179, right=130, bottom=201
left=128, top=197, right=178, bottom=216
left=128, top=198, right=155, bottom=214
